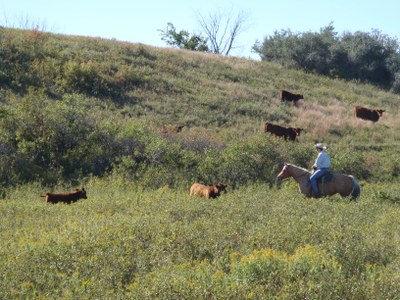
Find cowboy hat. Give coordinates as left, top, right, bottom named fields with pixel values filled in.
left=314, top=143, right=327, bottom=150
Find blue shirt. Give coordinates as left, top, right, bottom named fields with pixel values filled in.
left=314, top=150, right=331, bottom=169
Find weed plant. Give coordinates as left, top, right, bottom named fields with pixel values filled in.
left=1, top=178, right=399, bottom=298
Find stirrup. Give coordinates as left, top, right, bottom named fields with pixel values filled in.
left=312, top=191, right=322, bottom=198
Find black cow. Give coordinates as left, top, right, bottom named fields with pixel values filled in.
left=265, top=123, right=303, bottom=141
left=281, top=90, right=304, bottom=103
left=41, top=187, right=87, bottom=204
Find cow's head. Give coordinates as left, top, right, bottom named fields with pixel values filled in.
left=376, top=109, right=385, bottom=116
left=293, top=128, right=304, bottom=136
left=215, top=183, right=227, bottom=193
left=77, top=187, right=87, bottom=199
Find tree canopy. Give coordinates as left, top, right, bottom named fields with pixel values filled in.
left=253, top=24, right=400, bottom=93
left=158, top=23, right=209, bottom=52
left=159, top=9, right=249, bottom=56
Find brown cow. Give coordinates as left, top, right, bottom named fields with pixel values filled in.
left=354, top=106, right=385, bottom=122
left=161, top=124, right=184, bottom=134
left=281, top=90, right=304, bottom=103
left=286, top=127, right=304, bottom=141
left=265, top=123, right=303, bottom=141
left=41, top=187, right=87, bottom=204
left=189, top=183, right=227, bottom=199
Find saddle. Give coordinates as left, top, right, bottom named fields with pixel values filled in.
left=316, top=172, right=334, bottom=195
left=317, top=171, right=334, bottom=184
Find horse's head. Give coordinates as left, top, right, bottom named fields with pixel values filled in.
left=277, top=163, right=291, bottom=179
left=276, top=163, right=290, bottom=187
left=276, top=163, right=311, bottom=189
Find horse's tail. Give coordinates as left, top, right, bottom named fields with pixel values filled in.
left=350, top=176, right=361, bottom=200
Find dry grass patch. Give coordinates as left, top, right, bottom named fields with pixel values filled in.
left=293, top=102, right=350, bottom=137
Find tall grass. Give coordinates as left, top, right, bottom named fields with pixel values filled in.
left=0, top=177, right=399, bottom=298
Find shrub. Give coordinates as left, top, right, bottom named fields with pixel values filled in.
left=390, top=72, right=400, bottom=94
left=230, top=245, right=344, bottom=298
left=127, top=245, right=345, bottom=299
left=219, top=135, right=282, bottom=187
left=330, top=146, right=370, bottom=179
left=253, top=25, right=400, bottom=91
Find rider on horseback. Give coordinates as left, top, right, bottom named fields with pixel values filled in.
left=309, top=143, right=331, bottom=197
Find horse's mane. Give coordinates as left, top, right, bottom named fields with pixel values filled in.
left=286, top=163, right=311, bottom=174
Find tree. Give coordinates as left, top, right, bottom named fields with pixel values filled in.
left=159, top=8, right=250, bottom=56
left=197, top=8, right=249, bottom=56
left=253, top=24, right=400, bottom=92
left=252, top=24, right=337, bottom=74
left=158, top=23, right=209, bottom=52
left=331, top=30, right=397, bottom=86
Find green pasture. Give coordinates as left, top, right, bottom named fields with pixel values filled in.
left=1, top=177, right=399, bottom=299
left=1, top=27, right=400, bottom=299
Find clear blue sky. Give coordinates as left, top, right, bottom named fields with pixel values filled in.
left=1, top=0, right=399, bottom=59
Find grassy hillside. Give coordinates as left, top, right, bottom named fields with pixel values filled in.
left=1, top=27, right=400, bottom=298
left=1, top=27, right=400, bottom=189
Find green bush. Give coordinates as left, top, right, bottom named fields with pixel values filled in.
left=330, top=146, right=371, bottom=180
left=219, top=135, right=282, bottom=187
left=253, top=24, right=400, bottom=92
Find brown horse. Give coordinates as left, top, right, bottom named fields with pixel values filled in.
left=276, top=163, right=361, bottom=200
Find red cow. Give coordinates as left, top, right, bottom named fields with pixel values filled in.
left=354, top=106, right=385, bottom=122
left=281, top=90, right=304, bottom=103
left=289, top=127, right=304, bottom=140
left=265, top=123, right=303, bottom=141
left=41, top=187, right=87, bottom=204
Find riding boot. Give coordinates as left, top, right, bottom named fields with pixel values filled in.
left=312, top=190, right=322, bottom=198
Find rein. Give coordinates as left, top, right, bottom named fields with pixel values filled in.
left=293, top=172, right=310, bottom=180
left=283, top=165, right=310, bottom=180
left=278, top=167, right=309, bottom=182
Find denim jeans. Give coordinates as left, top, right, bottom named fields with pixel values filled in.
left=310, top=168, right=329, bottom=194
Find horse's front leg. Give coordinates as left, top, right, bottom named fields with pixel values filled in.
left=298, top=181, right=312, bottom=197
